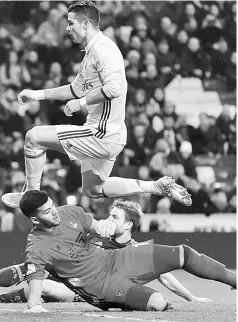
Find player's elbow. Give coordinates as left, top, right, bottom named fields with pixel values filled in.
left=159, top=274, right=170, bottom=287
left=102, top=82, right=123, bottom=100
left=160, top=273, right=170, bottom=281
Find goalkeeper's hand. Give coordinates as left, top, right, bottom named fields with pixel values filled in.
left=95, top=220, right=116, bottom=238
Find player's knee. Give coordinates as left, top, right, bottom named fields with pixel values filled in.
left=82, top=171, right=105, bottom=198
left=146, top=292, right=168, bottom=311
left=25, top=127, right=41, bottom=147
left=25, top=127, right=46, bottom=156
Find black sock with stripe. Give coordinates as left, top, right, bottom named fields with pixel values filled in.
left=182, top=245, right=236, bottom=288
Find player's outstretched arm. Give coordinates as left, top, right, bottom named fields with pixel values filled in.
left=64, top=76, right=124, bottom=117
left=158, top=273, right=212, bottom=302
left=26, top=279, right=46, bottom=311
left=63, top=80, right=123, bottom=116
left=18, top=85, right=75, bottom=105
left=63, top=88, right=110, bottom=117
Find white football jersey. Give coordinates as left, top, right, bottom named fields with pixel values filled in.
left=71, top=31, right=127, bottom=145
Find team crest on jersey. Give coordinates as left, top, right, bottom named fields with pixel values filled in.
left=116, top=289, right=124, bottom=297
left=69, top=221, right=78, bottom=229
left=26, top=263, right=36, bottom=275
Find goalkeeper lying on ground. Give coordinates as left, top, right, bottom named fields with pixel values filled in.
left=0, top=199, right=211, bottom=307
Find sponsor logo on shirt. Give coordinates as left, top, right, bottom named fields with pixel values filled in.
left=116, top=289, right=124, bottom=297
left=69, top=221, right=78, bottom=229
left=26, top=263, right=36, bottom=275
left=82, top=81, right=93, bottom=91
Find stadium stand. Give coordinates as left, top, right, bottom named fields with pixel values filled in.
left=0, top=1, right=236, bottom=224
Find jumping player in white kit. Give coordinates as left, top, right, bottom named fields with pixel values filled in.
left=2, top=1, right=192, bottom=208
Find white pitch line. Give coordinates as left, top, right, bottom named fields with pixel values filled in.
left=61, top=311, right=175, bottom=322
left=0, top=308, right=176, bottom=322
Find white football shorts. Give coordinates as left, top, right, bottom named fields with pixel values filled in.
left=56, top=125, right=124, bottom=181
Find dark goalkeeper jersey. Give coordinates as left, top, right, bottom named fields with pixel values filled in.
left=24, top=206, right=116, bottom=288
left=101, top=237, right=136, bottom=249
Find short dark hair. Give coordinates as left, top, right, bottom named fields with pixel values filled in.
left=112, top=199, right=142, bottom=232
left=68, top=1, right=100, bottom=27
left=20, top=190, right=48, bottom=218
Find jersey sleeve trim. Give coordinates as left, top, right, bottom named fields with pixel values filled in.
left=101, top=88, right=112, bottom=101
left=70, top=84, right=80, bottom=99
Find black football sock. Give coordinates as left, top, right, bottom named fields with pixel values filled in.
left=0, top=288, right=27, bottom=303
left=0, top=265, right=24, bottom=287
left=182, top=245, right=236, bottom=288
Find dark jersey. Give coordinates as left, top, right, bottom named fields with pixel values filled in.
left=25, top=206, right=115, bottom=290
left=24, top=206, right=157, bottom=307
left=101, top=237, right=136, bottom=249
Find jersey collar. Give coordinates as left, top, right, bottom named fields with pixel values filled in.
left=110, top=237, right=132, bottom=247
left=85, top=31, right=103, bottom=54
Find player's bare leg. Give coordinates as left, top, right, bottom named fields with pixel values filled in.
left=2, top=126, right=65, bottom=208
left=2, top=124, right=191, bottom=207
left=82, top=170, right=192, bottom=207
left=153, top=244, right=236, bottom=289
left=24, top=126, right=65, bottom=188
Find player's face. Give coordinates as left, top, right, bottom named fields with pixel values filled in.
left=67, top=12, right=87, bottom=43
left=35, top=198, right=60, bottom=228
left=108, top=207, right=132, bottom=236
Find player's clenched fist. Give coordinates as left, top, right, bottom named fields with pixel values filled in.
left=95, top=220, right=116, bottom=238
left=18, top=89, right=34, bottom=104
left=18, top=89, right=45, bottom=105
left=64, top=99, right=81, bottom=117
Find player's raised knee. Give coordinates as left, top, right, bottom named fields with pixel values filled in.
left=146, top=292, right=168, bottom=311
left=25, top=126, right=41, bottom=146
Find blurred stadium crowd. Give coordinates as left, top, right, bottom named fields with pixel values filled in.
left=0, top=1, right=236, bottom=224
